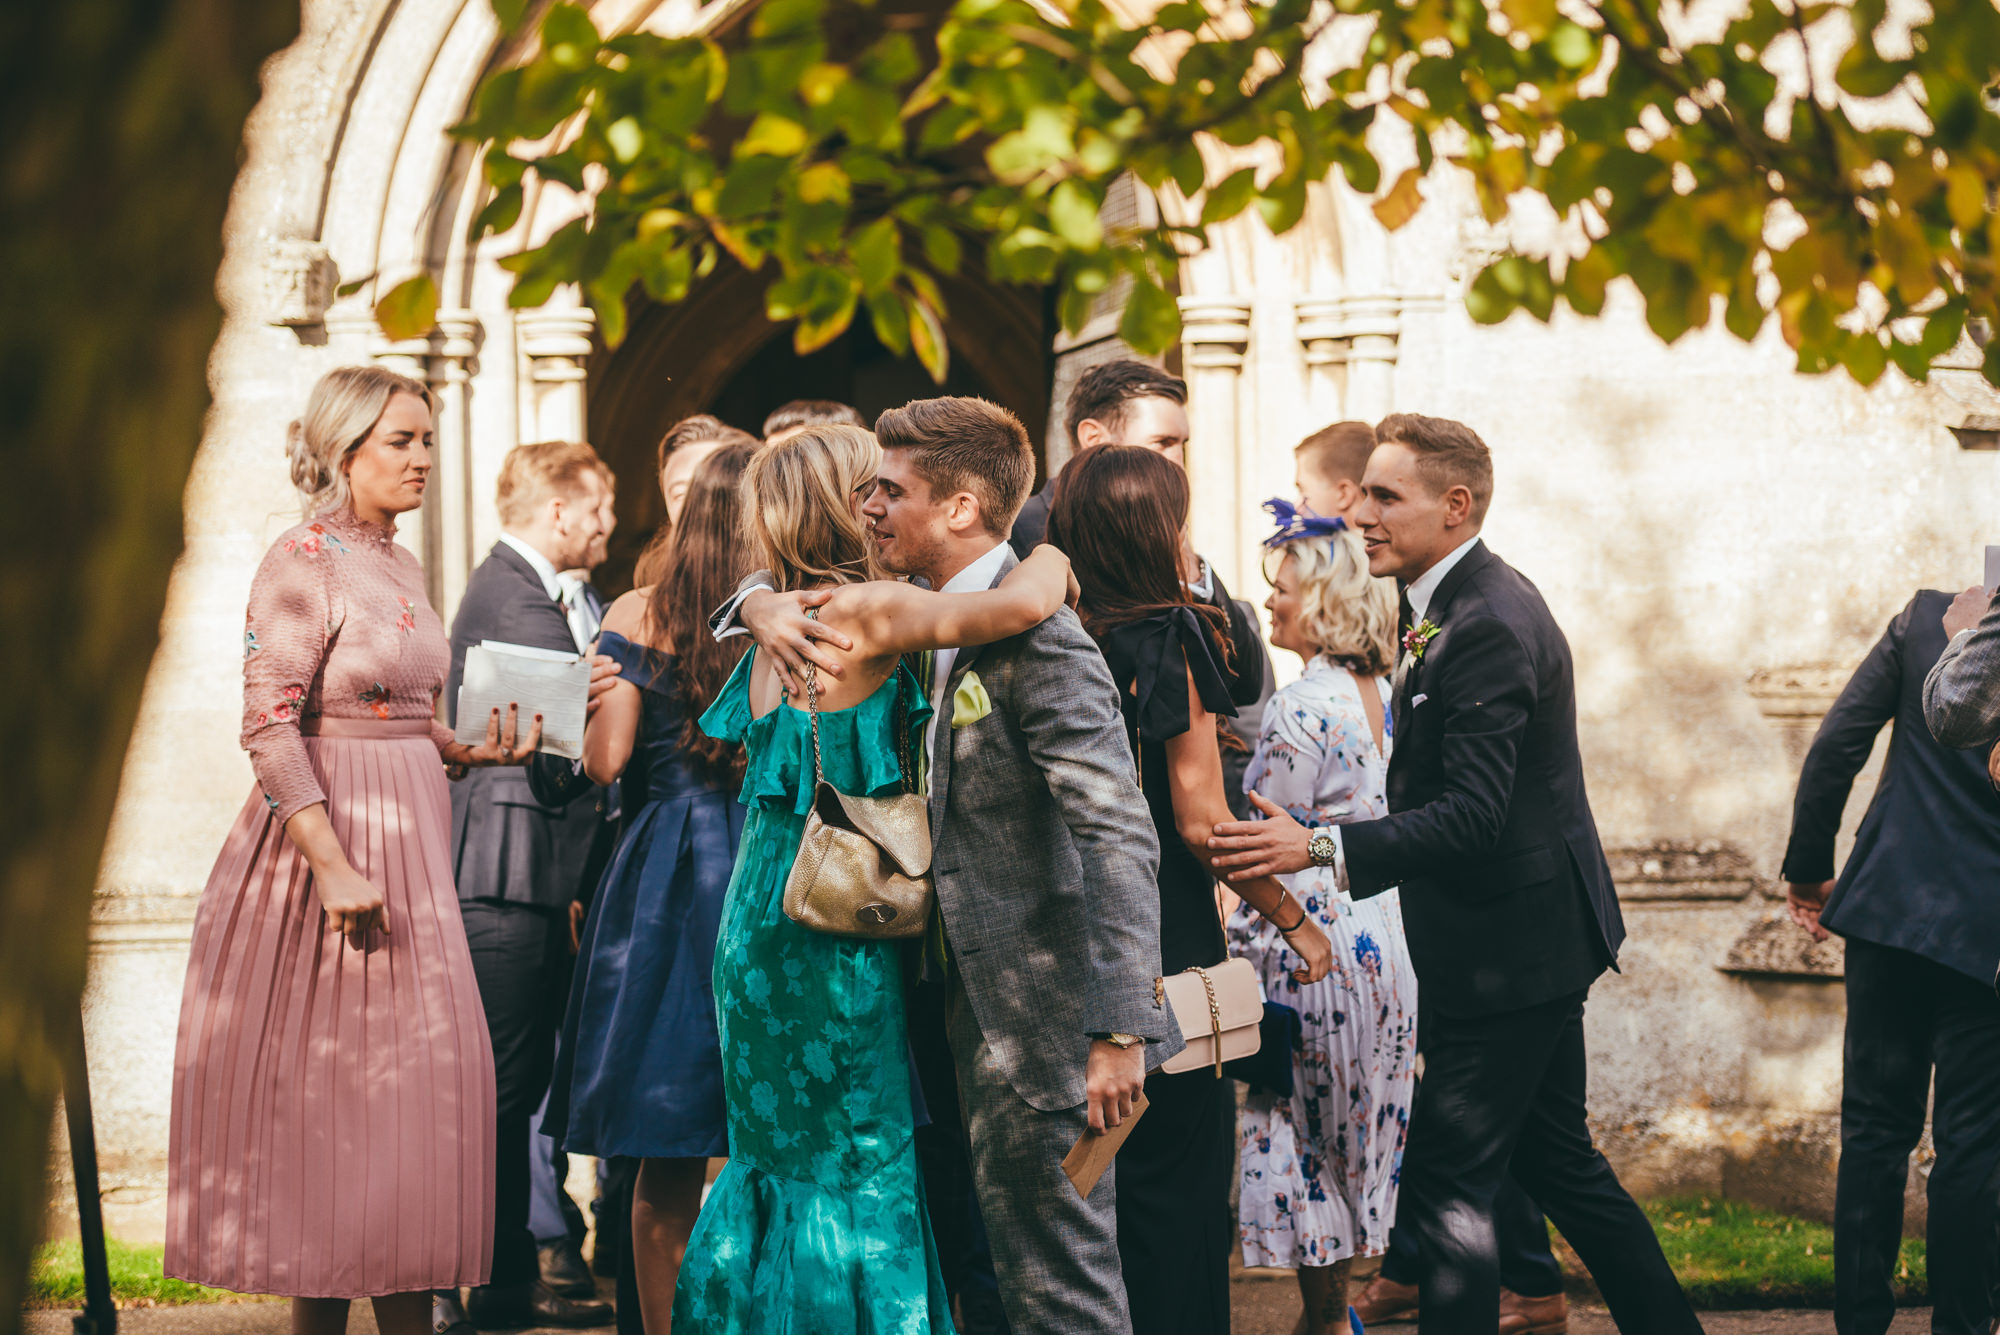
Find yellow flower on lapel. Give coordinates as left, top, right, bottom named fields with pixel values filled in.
left=952, top=671, right=993, bottom=728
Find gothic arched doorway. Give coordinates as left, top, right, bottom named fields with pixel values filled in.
left=585, top=262, right=1052, bottom=590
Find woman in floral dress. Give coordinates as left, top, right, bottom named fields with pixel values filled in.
left=1228, top=502, right=1420, bottom=1335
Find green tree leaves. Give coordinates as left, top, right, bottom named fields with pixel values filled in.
left=371, top=0, right=2000, bottom=389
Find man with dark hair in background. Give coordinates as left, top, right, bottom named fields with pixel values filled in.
left=1013, top=359, right=1268, bottom=713
left=1010, top=360, right=1193, bottom=552
left=761, top=397, right=867, bottom=443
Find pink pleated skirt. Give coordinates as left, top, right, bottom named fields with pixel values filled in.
left=166, top=721, right=496, bottom=1297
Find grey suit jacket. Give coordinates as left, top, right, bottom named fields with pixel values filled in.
left=930, top=551, right=1182, bottom=1112
left=1924, top=586, right=2000, bottom=749
left=446, top=542, right=601, bottom=910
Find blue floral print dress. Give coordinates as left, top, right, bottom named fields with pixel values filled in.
left=1226, top=654, right=1420, bottom=1268
left=673, top=651, right=954, bottom=1333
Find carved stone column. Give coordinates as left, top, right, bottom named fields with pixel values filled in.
left=1179, top=297, right=1252, bottom=593
left=518, top=308, right=596, bottom=445
left=430, top=311, right=483, bottom=616
left=1294, top=298, right=1348, bottom=425
left=1292, top=294, right=1405, bottom=424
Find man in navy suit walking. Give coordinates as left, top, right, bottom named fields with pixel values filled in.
left=1785, top=588, right=2000, bottom=1335
left=1210, top=414, right=1699, bottom=1335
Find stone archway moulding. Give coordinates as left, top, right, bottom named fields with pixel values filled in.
left=274, top=0, right=1440, bottom=608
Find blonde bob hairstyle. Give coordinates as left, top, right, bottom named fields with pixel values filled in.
left=741, top=423, right=882, bottom=592
left=1270, top=526, right=1400, bottom=677
left=286, top=365, right=433, bottom=517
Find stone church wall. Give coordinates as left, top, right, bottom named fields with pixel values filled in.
left=50, top=0, right=2000, bottom=1242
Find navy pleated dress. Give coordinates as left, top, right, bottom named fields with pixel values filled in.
left=549, top=630, right=745, bottom=1160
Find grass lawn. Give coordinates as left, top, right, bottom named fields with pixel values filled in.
left=1551, top=1196, right=1927, bottom=1309
left=25, top=1239, right=269, bottom=1308
left=30, top=1199, right=1927, bottom=1311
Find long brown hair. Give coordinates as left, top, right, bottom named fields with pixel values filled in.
left=646, top=439, right=757, bottom=783
left=633, top=414, right=759, bottom=586
left=1046, top=445, right=1229, bottom=651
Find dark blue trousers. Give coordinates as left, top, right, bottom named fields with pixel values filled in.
left=1837, top=937, right=2000, bottom=1335
left=1397, top=992, right=1700, bottom=1335
left=1380, top=1175, right=1562, bottom=1298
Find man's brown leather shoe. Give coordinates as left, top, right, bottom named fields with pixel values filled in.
left=1350, top=1276, right=1420, bottom=1325
left=1497, top=1288, right=1568, bottom=1335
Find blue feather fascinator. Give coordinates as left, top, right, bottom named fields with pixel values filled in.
left=1261, top=496, right=1348, bottom=549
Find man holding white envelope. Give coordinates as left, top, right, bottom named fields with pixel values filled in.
left=443, top=441, right=616, bottom=1332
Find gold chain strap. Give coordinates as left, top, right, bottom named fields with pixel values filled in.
left=802, top=607, right=918, bottom=796
left=802, top=609, right=825, bottom=785
left=1190, top=965, right=1223, bottom=1079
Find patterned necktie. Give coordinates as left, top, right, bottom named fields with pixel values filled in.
left=909, top=649, right=935, bottom=796
left=557, top=576, right=596, bottom=652
left=908, top=647, right=951, bottom=978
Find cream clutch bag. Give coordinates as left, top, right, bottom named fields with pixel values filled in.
left=1159, top=959, right=1263, bottom=1076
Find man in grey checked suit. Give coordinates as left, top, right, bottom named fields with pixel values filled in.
left=727, top=398, right=1182, bottom=1333
left=1925, top=581, right=2000, bottom=750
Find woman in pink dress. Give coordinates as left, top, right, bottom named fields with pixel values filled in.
left=167, top=366, right=538, bottom=1335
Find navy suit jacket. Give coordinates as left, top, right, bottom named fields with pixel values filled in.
left=446, top=542, right=601, bottom=911
left=1344, top=541, right=1622, bottom=1016
left=1783, top=589, right=2000, bottom=986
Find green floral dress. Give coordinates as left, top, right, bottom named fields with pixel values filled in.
left=674, top=652, right=954, bottom=1334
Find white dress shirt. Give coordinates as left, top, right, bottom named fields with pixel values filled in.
left=1295, top=534, right=1480, bottom=890
left=925, top=540, right=1013, bottom=760
left=1403, top=534, right=1480, bottom=624
left=498, top=532, right=563, bottom=600
left=498, top=532, right=594, bottom=653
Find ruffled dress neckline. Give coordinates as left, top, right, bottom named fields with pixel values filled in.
left=314, top=504, right=399, bottom=550
left=700, top=650, right=932, bottom=816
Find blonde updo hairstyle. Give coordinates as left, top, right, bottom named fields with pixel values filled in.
left=1276, top=526, right=1400, bottom=677
left=741, top=423, right=882, bottom=591
left=285, top=365, right=433, bottom=517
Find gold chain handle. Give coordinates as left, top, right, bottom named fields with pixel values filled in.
left=802, top=608, right=825, bottom=784
left=1190, top=966, right=1223, bottom=1078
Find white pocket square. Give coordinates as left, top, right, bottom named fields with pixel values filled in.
left=1411, top=693, right=1429, bottom=707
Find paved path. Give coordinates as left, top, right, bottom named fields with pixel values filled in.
left=25, top=1296, right=1930, bottom=1335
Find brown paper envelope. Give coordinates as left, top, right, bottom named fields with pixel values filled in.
left=1061, top=1091, right=1149, bottom=1200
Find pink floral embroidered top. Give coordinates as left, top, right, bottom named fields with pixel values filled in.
left=241, top=506, right=453, bottom=823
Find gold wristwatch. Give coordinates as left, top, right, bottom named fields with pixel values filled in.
left=1308, top=829, right=1339, bottom=868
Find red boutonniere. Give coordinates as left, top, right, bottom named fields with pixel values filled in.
left=1402, top=618, right=1441, bottom=665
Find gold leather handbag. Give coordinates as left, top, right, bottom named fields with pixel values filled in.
left=1159, top=959, right=1264, bottom=1077
left=782, top=647, right=934, bottom=940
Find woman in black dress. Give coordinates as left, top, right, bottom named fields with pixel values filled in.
left=1048, top=446, right=1332, bottom=1334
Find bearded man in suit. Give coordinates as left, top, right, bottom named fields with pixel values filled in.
left=1209, top=413, right=1699, bottom=1335
left=441, top=441, right=616, bottom=1332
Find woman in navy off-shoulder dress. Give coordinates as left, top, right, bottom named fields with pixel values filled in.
left=545, top=440, right=756, bottom=1334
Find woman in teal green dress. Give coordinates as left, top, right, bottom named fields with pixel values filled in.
left=675, top=423, right=1075, bottom=1333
